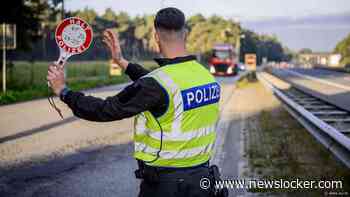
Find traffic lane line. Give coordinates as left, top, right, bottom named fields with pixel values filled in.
left=284, top=69, right=350, bottom=91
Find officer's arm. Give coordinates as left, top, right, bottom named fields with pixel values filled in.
left=125, top=63, right=151, bottom=81
left=60, top=78, right=167, bottom=122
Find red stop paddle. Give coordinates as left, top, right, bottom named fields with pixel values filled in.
left=48, top=17, right=93, bottom=118
left=55, top=17, right=93, bottom=66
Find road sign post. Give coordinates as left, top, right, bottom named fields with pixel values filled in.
left=2, top=23, right=6, bottom=93
left=1, top=23, right=16, bottom=93
left=236, top=34, right=245, bottom=63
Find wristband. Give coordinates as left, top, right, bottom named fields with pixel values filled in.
left=59, top=86, right=71, bottom=102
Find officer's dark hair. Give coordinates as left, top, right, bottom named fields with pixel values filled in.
left=154, top=7, right=185, bottom=31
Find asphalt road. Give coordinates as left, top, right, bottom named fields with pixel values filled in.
left=270, top=67, right=350, bottom=112
left=0, top=74, right=245, bottom=197
left=289, top=67, right=350, bottom=88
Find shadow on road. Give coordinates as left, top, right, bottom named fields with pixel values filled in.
left=0, top=116, right=78, bottom=144
left=0, top=140, right=137, bottom=197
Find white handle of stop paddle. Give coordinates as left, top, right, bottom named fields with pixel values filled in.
left=48, top=50, right=71, bottom=87
left=55, top=49, right=73, bottom=66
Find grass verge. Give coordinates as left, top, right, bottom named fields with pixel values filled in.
left=246, top=94, right=350, bottom=196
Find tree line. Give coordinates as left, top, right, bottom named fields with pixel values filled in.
left=5, top=0, right=291, bottom=64
left=334, top=33, right=350, bottom=67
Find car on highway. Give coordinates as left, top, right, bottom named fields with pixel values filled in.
left=209, top=44, right=238, bottom=76
left=237, top=63, right=246, bottom=71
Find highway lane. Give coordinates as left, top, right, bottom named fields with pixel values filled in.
left=270, top=67, right=350, bottom=112
left=288, top=67, right=350, bottom=88
left=0, top=74, right=245, bottom=197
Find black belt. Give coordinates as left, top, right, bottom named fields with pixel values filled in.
left=135, top=160, right=209, bottom=182
left=137, top=160, right=209, bottom=172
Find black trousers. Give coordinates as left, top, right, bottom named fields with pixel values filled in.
left=137, top=163, right=212, bottom=197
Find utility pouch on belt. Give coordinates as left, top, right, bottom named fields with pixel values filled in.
left=209, top=165, right=229, bottom=197
left=135, top=161, right=160, bottom=184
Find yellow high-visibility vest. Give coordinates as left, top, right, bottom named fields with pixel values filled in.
left=134, top=59, right=220, bottom=167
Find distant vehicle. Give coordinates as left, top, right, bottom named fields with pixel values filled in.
left=209, top=44, right=238, bottom=76
left=280, top=62, right=288, bottom=68
left=237, top=63, right=246, bottom=71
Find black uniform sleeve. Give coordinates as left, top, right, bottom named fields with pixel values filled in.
left=62, top=77, right=168, bottom=122
left=125, top=63, right=151, bottom=81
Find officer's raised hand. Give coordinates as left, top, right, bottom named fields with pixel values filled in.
left=102, top=29, right=129, bottom=69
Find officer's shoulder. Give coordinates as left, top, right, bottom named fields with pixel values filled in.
left=135, top=77, right=162, bottom=89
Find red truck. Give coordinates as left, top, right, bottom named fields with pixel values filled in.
left=209, top=44, right=238, bottom=76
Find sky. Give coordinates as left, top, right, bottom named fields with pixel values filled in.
left=66, top=0, right=350, bottom=52
left=66, top=0, right=350, bottom=19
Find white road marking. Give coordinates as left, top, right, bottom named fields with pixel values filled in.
left=238, top=113, right=248, bottom=181
left=211, top=118, right=229, bottom=166
left=343, top=76, right=350, bottom=82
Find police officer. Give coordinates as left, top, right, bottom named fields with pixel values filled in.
left=47, top=7, right=223, bottom=197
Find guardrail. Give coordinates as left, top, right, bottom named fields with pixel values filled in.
left=258, top=73, right=350, bottom=168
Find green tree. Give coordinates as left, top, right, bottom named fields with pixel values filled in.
left=187, top=14, right=205, bottom=29
left=258, top=34, right=285, bottom=62
left=2, top=0, right=49, bottom=50
left=134, top=15, right=157, bottom=51
left=186, top=15, right=240, bottom=54
left=334, top=33, right=350, bottom=66
left=102, top=8, right=117, bottom=21
left=75, top=7, right=98, bottom=25
left=115, top=12, right=131, bottom=32
left=240, top=30, right=259, bottom=61
left=240, top=31, right=287, bottom=64
left=299, top=48, right=313, bottom=54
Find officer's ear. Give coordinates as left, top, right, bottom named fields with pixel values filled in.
left=184, top=28, right=188, bottom=42
left=154, top=30, right=160, bottom=43
left=154, top=30, right=161, bottom=53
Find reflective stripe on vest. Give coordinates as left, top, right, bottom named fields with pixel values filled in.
left=133, top=60, right=220, bottom=167
left=135, top=142, right=214, bottom=159
left=136, top=124, right=216, bottom=141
